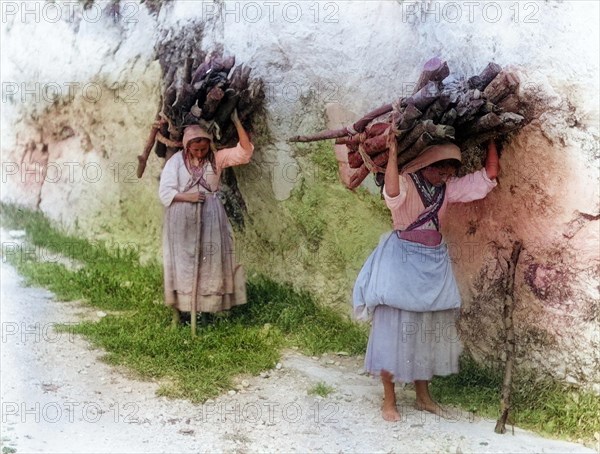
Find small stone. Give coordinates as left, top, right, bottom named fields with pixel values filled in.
left=594, top=432, right=600, bottom=441
left=326, top=360, right=335, bottom=365
left=179, top=428, right=194, bottom=436
left=334, top=361, right=340, bottom=366
left=565, top=375, right=578, bottom=384
left=259, top=372, right=269, bottom=378
left=241, top=380, right=250, bottom=388
left=336, top=351, right=349, bottom=356
left=311, top=356, right=319, bottom=360
left=228, top=390, right=236, bottom=396
left=96, top=311, right=107, bottom=318
left=235, top=384, right=244, bottom=391
left=275, top=363, right=282, bottom=370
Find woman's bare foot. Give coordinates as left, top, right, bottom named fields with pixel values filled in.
left=382, top=401, right=402, bottom=421
left=414, top=380, right=446, bottom=417
left=381, top=370, right=402, bottom=422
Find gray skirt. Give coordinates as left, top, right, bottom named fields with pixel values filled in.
left=162, top=193, right=246, bottom=313
left=364, top=305, right=461, bottom=382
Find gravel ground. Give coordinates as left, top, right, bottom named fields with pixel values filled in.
left=1, top=230, right=597, bottom=453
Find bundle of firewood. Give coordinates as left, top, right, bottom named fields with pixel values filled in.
left=137, top=47, right=265, bottom=178
left=289, top=58, right=526, bottom=189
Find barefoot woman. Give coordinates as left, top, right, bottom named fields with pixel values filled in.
left=353, top=140, right=499, bottom=421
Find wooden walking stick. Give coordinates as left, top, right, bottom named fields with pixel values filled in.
left=189, top=201, right=203, bottom=338
left=495, top=240, right=523, bottom=434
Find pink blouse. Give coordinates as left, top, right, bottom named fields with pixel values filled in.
left=159, top=142, right=254, bottom=207
left=383, top=168, right=497, bottom=230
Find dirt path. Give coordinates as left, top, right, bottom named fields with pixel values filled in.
left=0, top=231, right=596, bottom=453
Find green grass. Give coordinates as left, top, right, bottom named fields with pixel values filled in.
left=0, top=203, right=367, bottom=402
left=308, top=381, right=335, bottom=398
left=431, top=355, right=600, bottom=443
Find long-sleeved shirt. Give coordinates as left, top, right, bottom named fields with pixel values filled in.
left=159, top=142, right=254, bottom=207
left=383, top=168, right=497, bottom=231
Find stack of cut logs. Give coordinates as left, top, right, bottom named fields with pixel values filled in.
left=137, top=50, right=264, bottom=178
left=289, top=58, right=526, bottom=189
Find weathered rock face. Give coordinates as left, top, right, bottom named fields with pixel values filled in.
left=1, top=0, right=598, bottom=390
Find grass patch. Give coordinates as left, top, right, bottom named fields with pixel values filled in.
left=431, top=355, right=600, bottom=443
left=308, top=381, right=335, bottom=398
left=0, top=202, right=367, bottom=402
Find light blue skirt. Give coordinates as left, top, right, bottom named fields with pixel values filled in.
left=353, top=231, right=462, bottom=382
left=353, top=232, right=461, bottom=320
left=364, top=306, right=461, bottom=382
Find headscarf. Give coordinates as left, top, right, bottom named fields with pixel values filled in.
left=182, top=125, right=214, bottom=152
left=181, top=125, right=217, bottom=192
left=400, top=143, right=461, bottom=175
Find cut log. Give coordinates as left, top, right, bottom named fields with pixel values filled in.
left=396, top=104, right=423, bottom=130
left=366, top=122, right=390, bottom=138
left=154, top=122, right=169, bottom=158
left=403, top=81, right=441, bottom=111
left=422, top=93, right=452, bottom=121
left=468, top=62, right=502, bottom=90
left=348, top=150, right=363, bottom=168
left=413, top=57, right=450, bottom=93
left=463, top=112, right=503, bottom=136
left=349, top=151, right=389, bottom=189
left=497, top=94, right=521, bottom=114
left=288, top=103, right=394, bottom=143
left=137, top=123, right=160, bottom=178
left=363, top=128, right=391, bottom=155
left=352, top=103, right=394, bottom=133
left=156, top=132, right=183, bottom=148
left=201, top=86, right=225, bottom=120
left=483, top=70, right=520, bottom=104
left=440, top=108, right=457, bottom=125
left=397, top=132, right=437, bottom=167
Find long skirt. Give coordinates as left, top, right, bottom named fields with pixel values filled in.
left=162, top=193, right=246, bottom=313
left=364, top=305, right=461, bottom=382
left=353, top=231, right=462, bottom=382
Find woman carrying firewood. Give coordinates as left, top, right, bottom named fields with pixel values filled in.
left=159, top=110, right=253, bottom=328
left=353, top=139, right=499, bottom=421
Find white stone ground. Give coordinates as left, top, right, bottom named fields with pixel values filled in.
left=1, top=231, right=597, bottom=454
